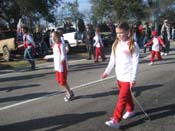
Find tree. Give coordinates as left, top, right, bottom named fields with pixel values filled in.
left=144, top=0, right=175, bottom=30
left=62, top=0, right=84, bottom=29
left=0, top=0, right=63, bottom=29
left=16, top=0, right=62, bottom=30
left=90, top=0, right=146, bottom=23
left=0, top=0, right=21, bottom=29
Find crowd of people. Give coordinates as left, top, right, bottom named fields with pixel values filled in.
left=133, top=19, right=174, bottom=55
left=17, top=18, right=175, bottom=69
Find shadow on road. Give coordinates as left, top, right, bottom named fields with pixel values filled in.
left=120, top=104, right=175, bottom=130
left=133, top=84, right=163, bottom=97
left=0, top=72, right=54, bottom=82
left=73, top=88, right=119, bottom=100
left=73, top=84, right=162, bottom=100
left=0, top=111, right=106, bottom=131
left=0, top=84, right=40, bottom=92
left=0, top=91, right=57, bottom=104
left=69, top=61, right=108, bottom=72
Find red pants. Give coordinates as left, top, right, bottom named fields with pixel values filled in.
left=113, top=80, right=134, bottom=122
left=150, top=50, right=162, bottom=62
left=95, top=47, right=105, bottom=61
left=55, top=61, right=67, bottom=86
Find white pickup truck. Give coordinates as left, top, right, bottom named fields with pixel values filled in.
left=57, top=27, right=85, bottom=53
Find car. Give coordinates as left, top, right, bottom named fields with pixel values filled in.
left=57, top=27, right=86, bottom=53
left=0, top=30, right=23, bottom=61
left=101, top=32, right=116, bottom=47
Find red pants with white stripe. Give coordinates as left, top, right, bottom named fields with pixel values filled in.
left=95, top=47, right=105, bottom=61
left=113, top=80, right=134, bottom=122
left=150, top=50, right=162, bottom=62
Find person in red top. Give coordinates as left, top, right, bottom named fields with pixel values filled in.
left=144, top=31, right=165, bottom=65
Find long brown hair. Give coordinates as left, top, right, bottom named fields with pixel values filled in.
left=52, top=31, right=61, bottom=43
left=112, top=22, right=135, bottom=55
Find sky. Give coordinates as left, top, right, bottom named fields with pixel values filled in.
left=63, top=0, right=92, bottom=12
left=54, top=0, right=92, bottom=27
left=78, top=0, right=91, bottom=11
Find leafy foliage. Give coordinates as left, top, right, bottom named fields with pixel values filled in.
left=90, top=0, right=175, bottom=24
left=0, top=0, right=63, bottom=29
left=90, top=0, right=145, bottom=23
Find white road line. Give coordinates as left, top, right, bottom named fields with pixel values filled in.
left=0, top=75, right=115, bottom=111
left=71, top=76, right=115, bottom=90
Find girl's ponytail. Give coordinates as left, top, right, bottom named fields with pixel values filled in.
left=129, top=28, right=135, bottom=55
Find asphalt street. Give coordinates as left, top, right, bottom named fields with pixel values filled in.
left=0, top=42, right=175, bottom=131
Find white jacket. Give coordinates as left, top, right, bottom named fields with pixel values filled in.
left=23, top=34, right=35, bottom=47
left=104, top=40, right=139, bottom=82
left=45, top=42, right=67, bottom=72
left=93, top=34, right=103, bottom=47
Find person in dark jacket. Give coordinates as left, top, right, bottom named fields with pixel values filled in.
left=84, top=24, right=95, bottom=60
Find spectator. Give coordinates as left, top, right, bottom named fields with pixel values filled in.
left=143, top=22, right=152, bottom=53
left=171, top=24, right=175, bottom=41
left=137, top=21, right=144, bottom=48
left=49, top=29, right=55, bottom=48
left=160, top=19, right=170, bottom=56
left=33, top=26, right=48, bottom=57
left=21, top=26, right=36, bottom=70
left=84, top=24, right=95, bottom=60
left=64, top=20, right=72, bottom=33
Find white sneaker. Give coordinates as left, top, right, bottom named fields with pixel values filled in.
left=161, top=52, right=164, bottom=56
left=148, top=62, right=154, bottom=66
left=105, top=118, right=120, bottom=129
left=164, top=53, right=168, bottom=56
left=123, top=111, right=135, bottom=119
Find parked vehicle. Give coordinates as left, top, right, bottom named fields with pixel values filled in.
left=0, top=30, right=23, bottom=61
left=56, top=27, right=85, bottom=53
left=42, top=27, right=84, bottom=53
left=101, top=32, right=116, bottom=47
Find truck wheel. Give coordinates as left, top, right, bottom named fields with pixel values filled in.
left=3, top=46, right=10, bottom=61
left=64, top=41, right=71, bottom=54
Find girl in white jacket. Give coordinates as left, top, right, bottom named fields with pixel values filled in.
left=101, top=22, right=139, bottom=129
left=44, top=31, right=74, bottom=102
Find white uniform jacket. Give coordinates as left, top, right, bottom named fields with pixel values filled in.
left=93, top=34, right=103, bottom=47
left=104, top=40, right=139, bottom=82
left=45, top=42, right=67, bottom=72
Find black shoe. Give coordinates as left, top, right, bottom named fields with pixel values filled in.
left=31, top=65, right=36, bottom=70
left=102, top=58, right=107, bottom=62
left=64, top=91, right=74, bottom=102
